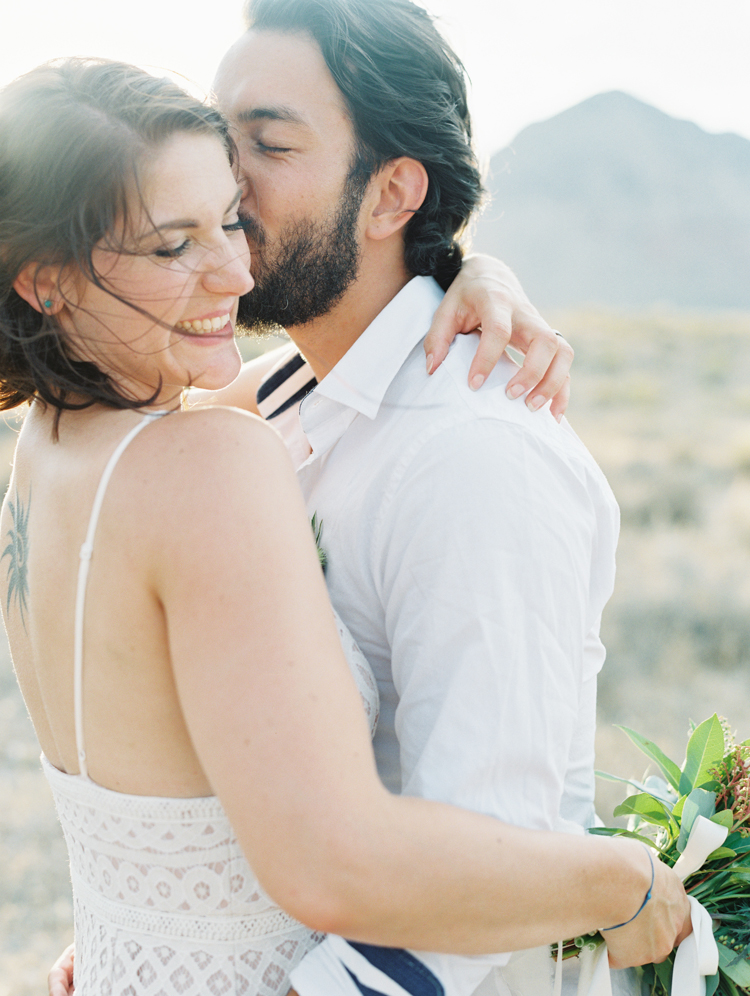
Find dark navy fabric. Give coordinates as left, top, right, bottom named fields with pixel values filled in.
left=347, top=943, right=445, bottom=996
left=256, top=351, right=309, bottom=402
left=263, top=380, right=317, bottom=418
left=345, top=965, right=389, bottom=996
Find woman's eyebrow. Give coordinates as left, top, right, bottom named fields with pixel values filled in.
left=153, top=190, right=243, bottom=232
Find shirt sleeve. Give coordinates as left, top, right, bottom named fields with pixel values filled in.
left=291, top=415, right=618, bottom=996
left=376, top=416, right=610, bottom=993
left=378, top=418, right=601, bottom=819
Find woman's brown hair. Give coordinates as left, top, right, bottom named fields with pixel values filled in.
left=0, top=58, right=235, bottom=417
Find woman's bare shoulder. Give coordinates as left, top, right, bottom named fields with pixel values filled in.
left=139, top=405, right=289, bottom=470
left=115, top=405, right=298, bottom=532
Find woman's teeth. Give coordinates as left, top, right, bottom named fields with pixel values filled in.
left=175, top=313, right=231, bottom=334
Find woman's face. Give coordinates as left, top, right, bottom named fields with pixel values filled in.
left=61, top=131, right=254, bottom=406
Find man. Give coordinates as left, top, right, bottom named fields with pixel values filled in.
left=211, top=3, right=620, bottom=996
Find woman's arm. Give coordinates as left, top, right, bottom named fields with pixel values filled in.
left=191, top=258, right=572, bottom=419
left=145, top=407, right=687, bottom=965
left=186, top=343, right=292, bottom=415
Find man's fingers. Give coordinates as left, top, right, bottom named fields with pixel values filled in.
left=49, top=970, right=73, bottom=996
left=48, top=943, right=75, bottom=996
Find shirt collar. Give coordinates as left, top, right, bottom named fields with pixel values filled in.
left=309, top=276, right=444, bottom=420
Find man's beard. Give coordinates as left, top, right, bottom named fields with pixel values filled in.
left=236, top=168, right=368, bottom=332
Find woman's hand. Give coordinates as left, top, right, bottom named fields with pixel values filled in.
left=424, top=254, right=573, bottom=420
left=48, top=943, right=74, bottom=996
left=603, top=845, right=692, bottom=970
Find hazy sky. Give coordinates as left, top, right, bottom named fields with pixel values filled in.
left=2, top=0, right=748, bottom=159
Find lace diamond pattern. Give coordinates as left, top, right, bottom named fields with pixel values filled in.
left=43, top=609, right=376, bottom=995
left=49, top=768, right=326, bottom=995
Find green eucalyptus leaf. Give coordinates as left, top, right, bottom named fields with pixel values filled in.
left=613, top=793, right=672, bottom=828
left=588, top=826, right=669, bottom=854
left=706, top=847, right=737, bottom=861
left=725, top=834, right=750, bottom=854
left=711, top=810, right=735, bottom=830
left=718, top=942, right=750, bottom=987
left=654, top=957, right=674, bottom=991
left=679, top=714, right=725, bottom=795
left=640, top=964, right=655, bottom=987
left=704, top=971, right=720, bottom=996
left=595, top=771, right=676, bottom=807
left=677, top=788, right=717, bottom=852
left=672, top=795, right=687, bottom=820
left=722, top=971, right=741, bottom=996
left=616, top=726, right=681, bottom=790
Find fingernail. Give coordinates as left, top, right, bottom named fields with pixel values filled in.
left=426, top=353, right=434, bottom=375
left=506, top=383, right=524, bottom=400
left=556, top=413, right=563, bottom=424
left=527, top=394, right=545, bottom=412
left=470, top=373, right=485, bottom=391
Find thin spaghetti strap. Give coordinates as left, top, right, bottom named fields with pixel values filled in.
left=74, top=412, right=167, bottom=779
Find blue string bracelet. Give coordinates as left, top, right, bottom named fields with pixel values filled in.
left=601, top=844, right=655, bottom=931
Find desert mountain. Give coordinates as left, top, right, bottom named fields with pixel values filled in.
left=471, top=91, right=750, bottom=308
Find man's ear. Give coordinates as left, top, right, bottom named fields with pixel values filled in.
left=13, top=263, right=64, bottom=315
left=365, top=157, right=428, bottom=241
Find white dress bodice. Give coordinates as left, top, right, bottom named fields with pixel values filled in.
left=43, top=413, right=379, bottom=996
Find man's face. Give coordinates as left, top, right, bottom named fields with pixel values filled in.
left=213, top=30, right=370, bottom=330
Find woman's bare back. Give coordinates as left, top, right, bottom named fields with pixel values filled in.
left=2, top=403, right=215, bottom=794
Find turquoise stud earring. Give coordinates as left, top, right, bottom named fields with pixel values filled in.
left=44, top=300, right=53, bottom=309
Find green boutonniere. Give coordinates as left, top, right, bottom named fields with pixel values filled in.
left=311, top=513, right=328, bottom=573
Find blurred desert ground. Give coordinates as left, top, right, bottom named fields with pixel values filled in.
left=3, top=314, right=750, bottom=994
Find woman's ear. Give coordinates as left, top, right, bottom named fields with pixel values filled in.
left=13, top=264, right=63, bottom=315
left=365, top=157, right=429, bottom=241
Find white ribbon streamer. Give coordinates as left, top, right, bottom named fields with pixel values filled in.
left=668, top=816, right=727, bottom=996
left=581, top=816, right=727, bottom=996
left=671, top=897, right=719, bottom=996
left=672, top=816, right=728, bottom=882
left=577, top=942, right=613, bottom=996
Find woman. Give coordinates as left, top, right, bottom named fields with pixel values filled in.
left=0, top=59, right=688, bottom=996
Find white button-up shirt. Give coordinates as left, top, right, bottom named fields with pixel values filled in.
left=283, top=276, right=620, bottom=996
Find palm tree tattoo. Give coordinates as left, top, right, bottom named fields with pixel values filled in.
left=3, top=488, right=30, bottom=629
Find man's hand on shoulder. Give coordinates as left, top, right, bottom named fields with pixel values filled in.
left=424, top=254, right=573, bottom=420
left=48, top=943, right=74, bottom=996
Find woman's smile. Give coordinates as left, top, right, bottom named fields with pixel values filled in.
left=57, top=131, right=254, bottom=403
left=174, top=312, right=234, bottom=336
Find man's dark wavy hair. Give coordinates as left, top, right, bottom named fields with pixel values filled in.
left=243, top=0, right=483, bottom=289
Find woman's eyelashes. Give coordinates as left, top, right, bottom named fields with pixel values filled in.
left=153, top=220, right=247, bottom=259
left=154, top=241, right=190, bottom=260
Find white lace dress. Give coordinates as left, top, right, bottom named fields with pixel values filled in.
left=43, top=414, right=379, bottom=996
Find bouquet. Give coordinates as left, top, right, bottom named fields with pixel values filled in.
left=563, top=714, right=750, bottom=996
